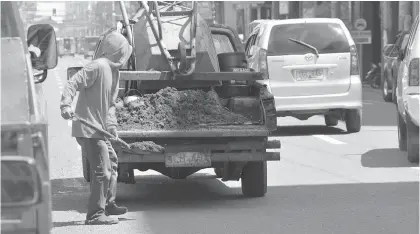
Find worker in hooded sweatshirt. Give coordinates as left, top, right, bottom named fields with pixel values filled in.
left=60, top=31, right=133, bottom=225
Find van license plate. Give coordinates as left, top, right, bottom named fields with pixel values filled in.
left=165, top=152, right=211, bottom=167
left=295, top=69, right=324, bottom=81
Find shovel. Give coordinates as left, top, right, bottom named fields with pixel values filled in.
left=73, top=115, right=154, bottom=154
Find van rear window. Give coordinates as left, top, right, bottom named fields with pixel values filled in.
left=267, top=23, right=350, bottom=56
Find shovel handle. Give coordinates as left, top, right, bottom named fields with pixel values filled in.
left=73, top=116, right=131, bottom=149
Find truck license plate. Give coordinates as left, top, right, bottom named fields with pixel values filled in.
left=165, top=152, right=211, bottom=167
left=232, top=68, right=250, bottom=72
left=295, top=69, right=324, bottom=81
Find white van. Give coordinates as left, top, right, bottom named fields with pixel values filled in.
left=245, top=18, right=362, bottom=133
left=396, top=15, right=419, bottom=163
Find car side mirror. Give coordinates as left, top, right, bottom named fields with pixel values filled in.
left=27, top=24, right=58, bottom=71
left=1, top=156, right=43, bottom=209
left=67, top=66, right=83, bottom=80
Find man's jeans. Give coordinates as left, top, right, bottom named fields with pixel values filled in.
left=76, top=138, right=118, bottom=220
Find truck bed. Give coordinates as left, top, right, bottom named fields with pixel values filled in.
left=118, top=125, right=269, bottom=138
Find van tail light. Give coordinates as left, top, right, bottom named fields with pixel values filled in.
left=408, top=58, right=419, bottom=86
left=259, top=49, right=269, bottom=80
left=350, top=45, right=360, bottom=76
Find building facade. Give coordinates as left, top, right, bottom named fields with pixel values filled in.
left=211, top=1, right=419, bottom=77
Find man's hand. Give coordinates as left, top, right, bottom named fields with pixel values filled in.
left=108, top=126, right=118, bottom=140
left=28, top=44, right=41, bottom=58
left=61, top=106, right=74, bottom=120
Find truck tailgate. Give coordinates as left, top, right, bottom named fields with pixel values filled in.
left=118, top=125, right=269, bottom=138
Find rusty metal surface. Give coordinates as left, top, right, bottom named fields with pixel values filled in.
left=266, top=140, right=281, bottom=149
left=1, top=38, right=30, bottom=123
left=118, top=151, right=280, bottom=163
left=118, top=125, right=269, bottom=138
left=119, top=70, right=264, bottom=81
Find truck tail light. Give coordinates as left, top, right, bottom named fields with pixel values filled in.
left=350, top=45, right=360, bottom=76
left=408, top=58, right=419, bottom=86
left=259, top=48, right=269, bottom=80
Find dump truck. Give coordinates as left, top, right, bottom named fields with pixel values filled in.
left=2, top=1, right=58, bottom=233
left=67, top=1, right=280, bottom=197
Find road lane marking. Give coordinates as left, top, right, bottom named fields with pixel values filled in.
left=312, top=134, right=346, bottom=145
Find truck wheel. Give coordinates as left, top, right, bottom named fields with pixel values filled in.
left=241, top=161, right=267, bottom=197
left=398, top=112, right=407, bottom=151
left=382, top=77, right=392, bottom=102
left=345, top=109, right=362, bottom=133
left=324, top=115, right=338, bottom=127
left=82, top=149, right=90, bottom=182
left=214, top=168, right=223, bottom=178
left=406, top=115, right=419, bottom=163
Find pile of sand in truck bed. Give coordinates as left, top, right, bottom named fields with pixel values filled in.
left=116, top=87, right=250, bottom=130
left=129, top=141, right=165, bottom=153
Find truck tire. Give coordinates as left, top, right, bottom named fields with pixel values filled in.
left=398, top=112, right=407, bottom=151
left=241, top=161, right=267, bottom=197
left=345, top=109, right=361, bottom=133
left=82, top=149, right=90, bottom=182
left=214, top=168, right=223, bottom=178
left=406, top=115, right=419, bottom=163
left=324, top=115, right=338, bottom=127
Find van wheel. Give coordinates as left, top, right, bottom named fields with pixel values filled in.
left=398, top=112, right=407, bottom=151
left=406, top=115, right=419, bottom=163
left=241, top=161, right=267, bottom=197
left=324, top=115, right=338, bottom=126
left=382, top=78, right=392, bottom=102
left=392, top=80, right=397, bottom=104
left=345, top=109, right=362, bottom=133
left=82, top=149, right=90, bottom=182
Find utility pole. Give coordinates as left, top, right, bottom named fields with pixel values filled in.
left=272, top=1, right=280, bottom=20
left=399, top=1, right=412, bottom=31
left=112, top=1, right=116, bottom=25
left=288, top=1, right=300, bottom=19
left=331, top=1, right=341, bottom=19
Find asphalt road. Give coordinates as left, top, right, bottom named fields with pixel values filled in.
left=48, top=56, right=419, bottom=234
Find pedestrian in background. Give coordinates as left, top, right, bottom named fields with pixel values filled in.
left=60, top=31, right=133, bottom=225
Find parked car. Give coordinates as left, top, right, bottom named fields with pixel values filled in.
left=381, top=31, right=410, bottom=102
left=245, top=18, right=362, bottom=133
left=396, top=15, right=419, bottom=163
left=248, top=19, right=271, bottom=36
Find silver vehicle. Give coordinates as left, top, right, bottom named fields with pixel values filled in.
left=245, top=18, right=362, bottom=133
left=396, top=15, right=419, bottom=163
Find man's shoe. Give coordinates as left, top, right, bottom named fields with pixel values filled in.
left=105, top=203, right=128, bottom=216
left=85, top=215, right=119, bottom=225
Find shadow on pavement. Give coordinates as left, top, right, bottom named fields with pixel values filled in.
left=52, top=174, right=419, bottom=233
left=53, top=218, right=135, bottom=228
left=271, top=125, right=347, bottom=137
left=361, top=148, right=418, bottom=168
left=51, top=173, right=243, bottom=214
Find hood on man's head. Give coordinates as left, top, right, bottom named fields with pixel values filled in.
left=99, top=32, right=133, bottom=68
